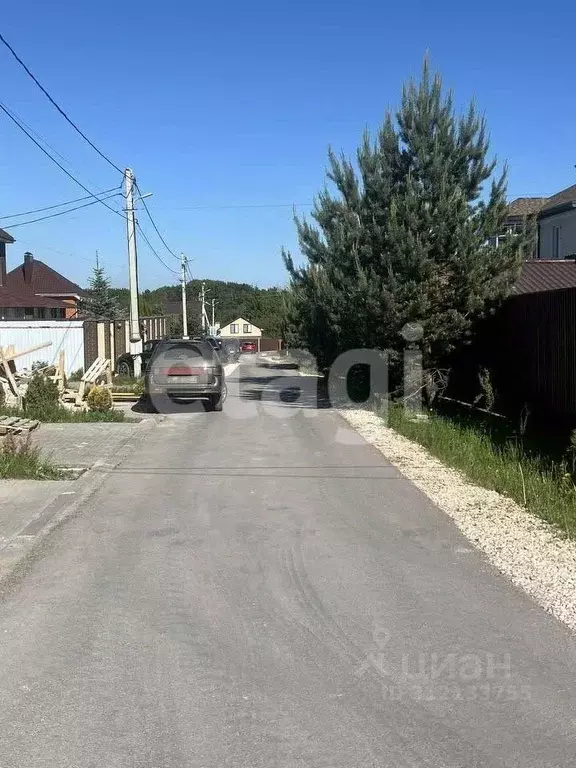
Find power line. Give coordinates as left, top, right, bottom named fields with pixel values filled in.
left=0, top=31, right=123, bottom=174
left=0, top=101, right=125, bottom=220
left=134, top=181, right=179, bottom=261
left=0, top=102, right=124, bottom=216
left=136, top=222, right=179, bottom=276
left=3, top=192, right=122, bottom=228
left=0, top=186, right=120, bottom=220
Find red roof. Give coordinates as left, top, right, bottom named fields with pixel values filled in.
left=0, top=287, right=70, bottom=308
left=5, top=255, right=82, bottom=296
left=512, top=260, right=576, bottom=295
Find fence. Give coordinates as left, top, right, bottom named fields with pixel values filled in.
left=0, top=316, right=169, bottom=376
left=83, top=316, right=168, bottom=372
left=0, top=320, right=84, bottom=375
left=447, top=287, right=576, bottom=417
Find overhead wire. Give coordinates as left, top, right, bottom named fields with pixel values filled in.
left=0, top=102, right=125, bottom=220
left=0, top=102, right=125, bottom=218
left=0, top=186, right=120, bottom=220
left=3, top=191, right=122, bottom=228
left=0, top=31, right=123, bottom=174
left=134, top=181, right=180, bottom=262
left=135, top=221, right=179, bottom=276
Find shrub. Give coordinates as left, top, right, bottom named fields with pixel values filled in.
left=68, top=367, right=85, bottom=382
left=133, top=379, right=145, bottom=396
left=86, top=385, right=113, bottom=412
left=0, top=381, right=5, bottom=408
left=24, top=373, right=60, bottom=416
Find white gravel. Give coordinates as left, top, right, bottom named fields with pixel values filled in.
left=338, top=407, right=576, bottom=633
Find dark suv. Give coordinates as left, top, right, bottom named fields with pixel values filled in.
left=144, top=338, right=225, bottom=411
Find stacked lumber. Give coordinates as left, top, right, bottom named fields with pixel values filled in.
left=0, top=342, right=53, bottom=408
left=0, top=416, right=40, bottom=435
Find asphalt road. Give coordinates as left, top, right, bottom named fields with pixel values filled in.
left=0, top=361, right=574, bottom=767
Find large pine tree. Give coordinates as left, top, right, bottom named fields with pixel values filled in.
left=283, top=62, right=533, bottom=379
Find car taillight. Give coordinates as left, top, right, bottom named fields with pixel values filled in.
left=159, top=366, right=205, bottom=375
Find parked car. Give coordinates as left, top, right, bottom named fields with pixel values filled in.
left=241, top=340, right=257, bottom=354
left=204, top=336, right=223, bottom=356
left=115, top=339, right=162, bottom=377
left=144, top=338, right=225, bottom=411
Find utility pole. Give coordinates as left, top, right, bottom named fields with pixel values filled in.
left=180, top=253, right=189, bottom=339
left=211, top=297, right=217, bottom=331
left=124, top=167, right=142, bottom=377
left=200, top=281, right=206, bottom=334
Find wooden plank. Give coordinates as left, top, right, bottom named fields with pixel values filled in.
left=0, top=353, right=19, bottom=398
left=0, top=416, right=21, bottom=426
left=0, top=342, right=52, bottom=363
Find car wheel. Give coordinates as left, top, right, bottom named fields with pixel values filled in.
left=117, top=360, right=132, bottom=377
left=210, top=394, right=223, bottom=412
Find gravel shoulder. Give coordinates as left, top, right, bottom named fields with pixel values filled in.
left=339, top=407, right=576, bottom=633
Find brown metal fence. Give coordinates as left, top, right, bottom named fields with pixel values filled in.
left=448, top=288, right=576, bottom=417
left=83, top=316, right=168, bottom=372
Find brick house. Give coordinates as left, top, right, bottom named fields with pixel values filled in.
left=0, top=229, right=83, bottom=320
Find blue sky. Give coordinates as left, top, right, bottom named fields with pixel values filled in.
left=1, top=1, right=575, bottom=290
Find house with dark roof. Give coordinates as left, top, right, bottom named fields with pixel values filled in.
left=537, top=184, right=576, bottom=260
left=502, top=184, right=576, bottom=260
left=0, top=229, right=83, bottom=320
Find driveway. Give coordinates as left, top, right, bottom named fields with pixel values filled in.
left=0, top=362, right=574, bottom=767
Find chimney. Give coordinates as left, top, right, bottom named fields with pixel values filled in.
left=0, top=243, right=6, bottom=287
left=23, top=251, right=34, bottom=285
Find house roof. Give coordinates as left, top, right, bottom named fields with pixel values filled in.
left=540, top=184, right=576, bottom=213
left=0, top=287, right=71, bottom=308
left=512, top=260, right=576, bottom=295
left=5, top=256, right=83, bottom=296
left=0, top=228, right=15, bottom=244
left=507, top=197, right=548, bottom=218
left=221, top=316, right=260, bottom=329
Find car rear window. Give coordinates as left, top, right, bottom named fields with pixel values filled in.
left=155, top=342, right=214, bottom=361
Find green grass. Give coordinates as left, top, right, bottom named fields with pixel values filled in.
left=0, top=433, right=62, bottom=479
left=383, top=403, right=576, bottom=538
left=0, top=405, right=126, bottom=423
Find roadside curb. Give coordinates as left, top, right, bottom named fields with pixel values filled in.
left=0, top=418, right=158, bottom=592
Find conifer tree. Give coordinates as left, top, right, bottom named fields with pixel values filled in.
left=283, top=61, right=533, bottom=379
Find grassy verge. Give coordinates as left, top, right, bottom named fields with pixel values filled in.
left=0, top=405, right=126, bottom=423
left=0, top=434, right=62, bottom=479
left=382, top=403, right=576, bottom=537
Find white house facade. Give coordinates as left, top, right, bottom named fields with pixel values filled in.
left=218, top=317, right=262, bottom=339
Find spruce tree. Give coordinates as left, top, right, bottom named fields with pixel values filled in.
left=81, top=265, right=120, bottom=320
left=283, top=61, right=534, bottom=381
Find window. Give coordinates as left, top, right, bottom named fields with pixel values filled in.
left=243, top=323, right=251, bottom=333
left=230, top=323, right=239, bottom=334
left=553, top=226, right=562, bottom=259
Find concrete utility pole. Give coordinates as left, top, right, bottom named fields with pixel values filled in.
left=211, top=298, right=217, bottom=331
left=200, top=281, right=206, bottom=333
left=124, top=167, right=142, bottom=377
left=180, top=253, right=189, bottom=339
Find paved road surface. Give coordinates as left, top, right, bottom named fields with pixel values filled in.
left=0, top=362, right=574, bottom=767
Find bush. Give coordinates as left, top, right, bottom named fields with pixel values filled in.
left=24, top=373, right=60, bottom=416
left=86, top=385, right=113, bottom=412
left=133, top=379, right=145, bottom=396
left=68, top=367, right=84, bottom=382
left=0, top=381, right=5, bottom=408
